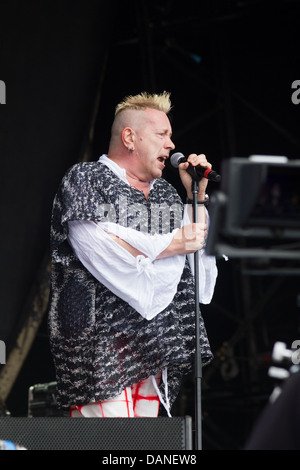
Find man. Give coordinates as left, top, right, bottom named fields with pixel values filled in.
left=48, top=91, right=218, bottom=418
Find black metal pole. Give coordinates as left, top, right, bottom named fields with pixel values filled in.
left=192, top=178, right=202, bottom=451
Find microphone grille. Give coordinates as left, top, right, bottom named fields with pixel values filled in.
left=170, top=152, right=184, bottom=168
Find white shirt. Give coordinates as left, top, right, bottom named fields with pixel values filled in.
left=67, top=155, right=217, bottom=320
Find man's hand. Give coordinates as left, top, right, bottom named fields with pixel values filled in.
left=178, top=153, right=212, bottom=200
left=157, top=223, right=207, bottom=259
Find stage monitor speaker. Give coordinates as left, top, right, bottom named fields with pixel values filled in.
left=0, top=416, right=192, bottom=450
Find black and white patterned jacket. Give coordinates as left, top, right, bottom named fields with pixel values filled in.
left=48, top=160, right=213, bottom=409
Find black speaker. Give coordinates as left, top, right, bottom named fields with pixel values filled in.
left=0, top=416, right=192, bottom=450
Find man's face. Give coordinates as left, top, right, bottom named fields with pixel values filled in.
left=132, top=108, right=175, bottom=181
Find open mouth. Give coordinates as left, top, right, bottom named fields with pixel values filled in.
left=158, top=156, right=167, bottom=163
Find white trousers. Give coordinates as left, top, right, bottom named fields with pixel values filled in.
left=70, top=372, right=161, bottom=418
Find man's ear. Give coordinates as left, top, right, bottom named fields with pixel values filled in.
left=121, top=127, right=135, bottom=151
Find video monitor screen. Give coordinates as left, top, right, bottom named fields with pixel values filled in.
left=247, top=164, right=300, bottom=229
left=221, top=157, right=300, bottom=237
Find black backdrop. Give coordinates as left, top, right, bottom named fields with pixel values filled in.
left=0, top=0, right=300, bottom=450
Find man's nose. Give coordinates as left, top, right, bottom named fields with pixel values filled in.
left=166, top=137, right=175, bottom=150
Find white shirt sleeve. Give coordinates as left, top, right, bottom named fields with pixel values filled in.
left=67, top=220, right=185, bottom=320
left=67, top=207, right=218, bottom=320
left=182, top=205, right=218, bottom=304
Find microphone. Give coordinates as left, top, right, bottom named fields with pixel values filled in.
left=170, top=152, right=221, bottom=182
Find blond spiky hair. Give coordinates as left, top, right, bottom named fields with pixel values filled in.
left=115, top=91, right=172, bottom=116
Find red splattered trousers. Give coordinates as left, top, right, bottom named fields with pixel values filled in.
left=70, top=372, right=163, bottom=418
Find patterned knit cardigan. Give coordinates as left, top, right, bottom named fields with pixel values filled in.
left=48, top=161, right=213, bottom=410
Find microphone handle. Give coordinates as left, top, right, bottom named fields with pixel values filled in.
left=186, top=165, right=202, bottom=181
left=185, top=163, right=220, bottom=182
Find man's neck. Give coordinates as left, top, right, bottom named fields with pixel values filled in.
left=107, top=152, right=152, bottom=198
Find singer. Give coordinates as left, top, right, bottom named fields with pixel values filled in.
left=48, top=91, right=218, bottom=419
